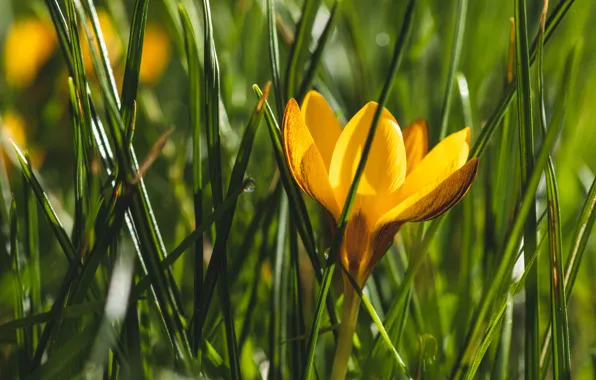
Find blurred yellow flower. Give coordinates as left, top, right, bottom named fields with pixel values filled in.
left=139, top=24, right=171, bottom=85
left=1, top=110, right=44, bottom=168
left=1, top=110, right=26, bottom=147
left=3, top=18, right=56, bottom=89
left=282, top=91, right=478, bottom=379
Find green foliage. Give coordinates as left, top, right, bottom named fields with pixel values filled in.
left=0, top=0, right=595, bottom=378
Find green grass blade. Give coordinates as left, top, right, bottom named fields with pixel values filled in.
left=80, top=0, right=121, bottom=107
left=12, top=143, right=76, bottom=261
left=284, top=0, right=318, bottom=100
left=178, top=3, right=203, bottom=357
left=64, top=0, right=94, bottom=154
left=302, top=1, right=416, bottom=378
left=67, top=77, right=87, bottom=250
left=267, top=0, right=285, bottom=117
left=23, top=170, right=41, bottom=351
left=536, top=5, right=571, bottom=377
left=120, top=0, right=149, bottom=128
left=0, top=302, right=105, bottom=333
left=438, top=0, right=468, bottom=140
left=295, top=0, right=340, bottom=104
left=289, top=218, right=305, bottom=374
left=514, top=0, right=539, bottom=375
left=10, top=199, right=28, bottom=375
left=563, top=176, right=596, bottom=301
left=269, top=195, right=289, bottom=379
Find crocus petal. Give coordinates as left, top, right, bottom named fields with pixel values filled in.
left=377, top=158, right=478, bottom=225
left=301, top=90, right=343, bottom=171
left=328, top=102, right=406, bottom=209
left=402, top=119, right=428, bottom=175
left=394, top=127, right=471, bottom=203
left=283, top=99, right=341, bottom=218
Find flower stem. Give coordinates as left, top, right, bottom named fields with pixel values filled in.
left=330, top=275, right=361, bottom=380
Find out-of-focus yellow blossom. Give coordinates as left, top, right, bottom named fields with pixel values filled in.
left=139, top=24, right=171, bottom=85
left=3, top=18, right=56, bottom=89
left=81, top=10, right=122, bottom=73
left=1, top=111, right=26, bottom=147
left=1, top=110, right=45, bottom=168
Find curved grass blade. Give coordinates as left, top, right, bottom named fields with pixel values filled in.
left=295, top=0, right=340, bottom=104
left=302, top=1, right=417, bottom=378
left=267, top=0, right=285, bottom=117
left=178, top=3, right=204, bottom=357
left=438, top=0, right=468, bottom=140
left=536, top=3, right=571, bottom=377
left=0, top=301, right=105, bottom=333
left=284, top=0, right=318, bottom=100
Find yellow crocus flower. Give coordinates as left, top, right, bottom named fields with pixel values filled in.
left=282, top=90, right=478, bottom=379
left=3, top=18, right=56, bottom=89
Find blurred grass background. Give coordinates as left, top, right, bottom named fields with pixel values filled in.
left=0, top=0, right=594, bottom=378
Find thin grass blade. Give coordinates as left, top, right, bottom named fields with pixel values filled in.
left=438, top=0, right=468, bottom=140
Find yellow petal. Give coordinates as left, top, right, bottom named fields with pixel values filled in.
left=377, top=158, right=478, bottom=225
left=328, top=102, right=406, bottom=210
left=283, top=99, right=340, bottom=218
left=402, top=119, right=428, bottom=175
left=301, top=90, right=342, bottom=171
left=394, top=127, right=471, bottom=203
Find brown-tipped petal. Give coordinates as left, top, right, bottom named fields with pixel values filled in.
left=392, top=127, right=471, bottom=205
left=402, top=119, right=428, bottom=175
left=283, top=99, right=341, bottom=219
left=328, top=102, right=406, bottom=210
left=377, top=158, right=479, bottom=225
left=301, top=90, right=343, bottom=171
